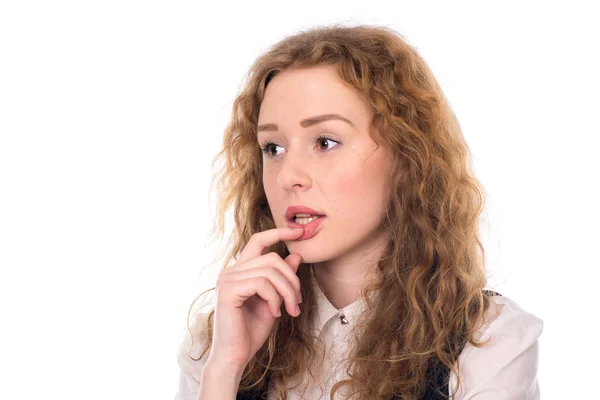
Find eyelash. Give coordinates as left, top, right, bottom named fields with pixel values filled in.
left=259, top=134, right=341, bottom=157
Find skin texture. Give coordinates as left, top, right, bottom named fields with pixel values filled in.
left=257, top=64, right=394, bottom=310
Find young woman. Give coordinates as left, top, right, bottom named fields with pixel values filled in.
left=175, top=24, right=543, bottom=400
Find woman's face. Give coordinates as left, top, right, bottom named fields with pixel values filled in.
left=257, top=64, right=393, bottom=264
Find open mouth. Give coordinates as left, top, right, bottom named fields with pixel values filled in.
left=284, top=206, right=326, bottom=239
left=287, top=215, right=326, bottom=240
left=290, top=215, right=324, bottom=225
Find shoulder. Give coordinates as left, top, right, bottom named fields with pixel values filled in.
left=449, top=294, right=544, bottom=399
left=175, top=312, right=213, bottom=400
left=475, top=293, right=544, bottom=342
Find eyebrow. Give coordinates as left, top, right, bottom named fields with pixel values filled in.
left=256, top=113, right=354, bottom=132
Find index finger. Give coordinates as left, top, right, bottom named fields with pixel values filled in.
left=237, top=227, right=304, bottom=263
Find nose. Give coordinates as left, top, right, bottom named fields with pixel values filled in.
left=277, top=149, right=312, bottom=192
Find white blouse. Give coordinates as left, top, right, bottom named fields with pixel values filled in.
left=175, top=265, right=544, bottom=399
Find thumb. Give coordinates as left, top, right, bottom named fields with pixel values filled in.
left=284, top=253, right=302, bottom=272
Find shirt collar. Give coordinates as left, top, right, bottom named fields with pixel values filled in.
left=309, top=264, right=370, bottom=334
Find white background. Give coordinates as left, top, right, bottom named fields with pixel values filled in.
left=1, top=1, right=598, bottom=399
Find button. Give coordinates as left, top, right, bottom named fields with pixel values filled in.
left=340, top=314, right=348, bottom=324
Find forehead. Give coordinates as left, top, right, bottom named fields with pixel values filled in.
left=257, top=65, right=371, bottom=124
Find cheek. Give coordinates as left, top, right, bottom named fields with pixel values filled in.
left=329, top=155, right=390, bottom=216
left=330, top=168, right=381, bottom=213
left=331, top=171, right=361, bottom=203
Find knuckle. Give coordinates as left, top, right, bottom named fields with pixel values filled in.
left=289, top=286, right=297, bottom=299
left=216, top=268, right=230, bottom=281
left=246, top=234, right=258, bottom=247
left=215, top=276, right=229, bottom=291
left=256, top=275, right=269, bottom=287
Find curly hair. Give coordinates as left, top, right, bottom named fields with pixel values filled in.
left=185, top=23, right=493, bottom=400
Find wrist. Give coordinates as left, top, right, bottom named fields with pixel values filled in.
left=203, top=360, right=246, bottom=380
left=199, top=361, right=246, bottom=399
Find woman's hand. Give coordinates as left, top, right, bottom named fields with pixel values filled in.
left=206, top=227, right=305, bottom=371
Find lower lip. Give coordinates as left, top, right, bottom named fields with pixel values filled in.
left=287, top=216, right=326, bottom=240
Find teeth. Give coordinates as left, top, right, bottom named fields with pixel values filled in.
left=295, top=213, right=313, bottom=218
left=295, top=216, right=319, bottom=225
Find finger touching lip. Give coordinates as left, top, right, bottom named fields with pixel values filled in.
left=287, top=216, right=325, bottom=240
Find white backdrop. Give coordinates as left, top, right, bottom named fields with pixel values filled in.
left=1, top=1, right=598, bottom=399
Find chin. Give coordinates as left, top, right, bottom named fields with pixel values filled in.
left=298, top=254, right=326, bottom=264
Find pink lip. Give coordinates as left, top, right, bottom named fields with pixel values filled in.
left=287, top=215, right=325, bottom=240
left=284, top=205, right=325, bottom=221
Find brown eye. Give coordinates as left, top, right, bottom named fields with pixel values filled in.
left=266, top=144, right=277, bottom=155
left=315, top=136, right=340, bottom=151
left=260, top=142, right=284, bottom=157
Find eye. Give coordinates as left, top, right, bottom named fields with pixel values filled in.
left=259, top=135, right=341, bottom=158
left=259, top=141, right=283, bottom=156
left=315, top=135, right=340, bottom=151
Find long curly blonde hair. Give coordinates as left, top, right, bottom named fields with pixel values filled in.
left=186, top=23, right=493, bottom=399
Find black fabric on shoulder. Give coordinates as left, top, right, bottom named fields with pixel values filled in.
left=483, top=290, right=502, bottom=297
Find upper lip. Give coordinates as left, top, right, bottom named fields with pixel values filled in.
left=285, top=205, right=325, bottom=221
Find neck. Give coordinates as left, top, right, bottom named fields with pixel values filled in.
left=311, top=228, right=387, bottom=309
